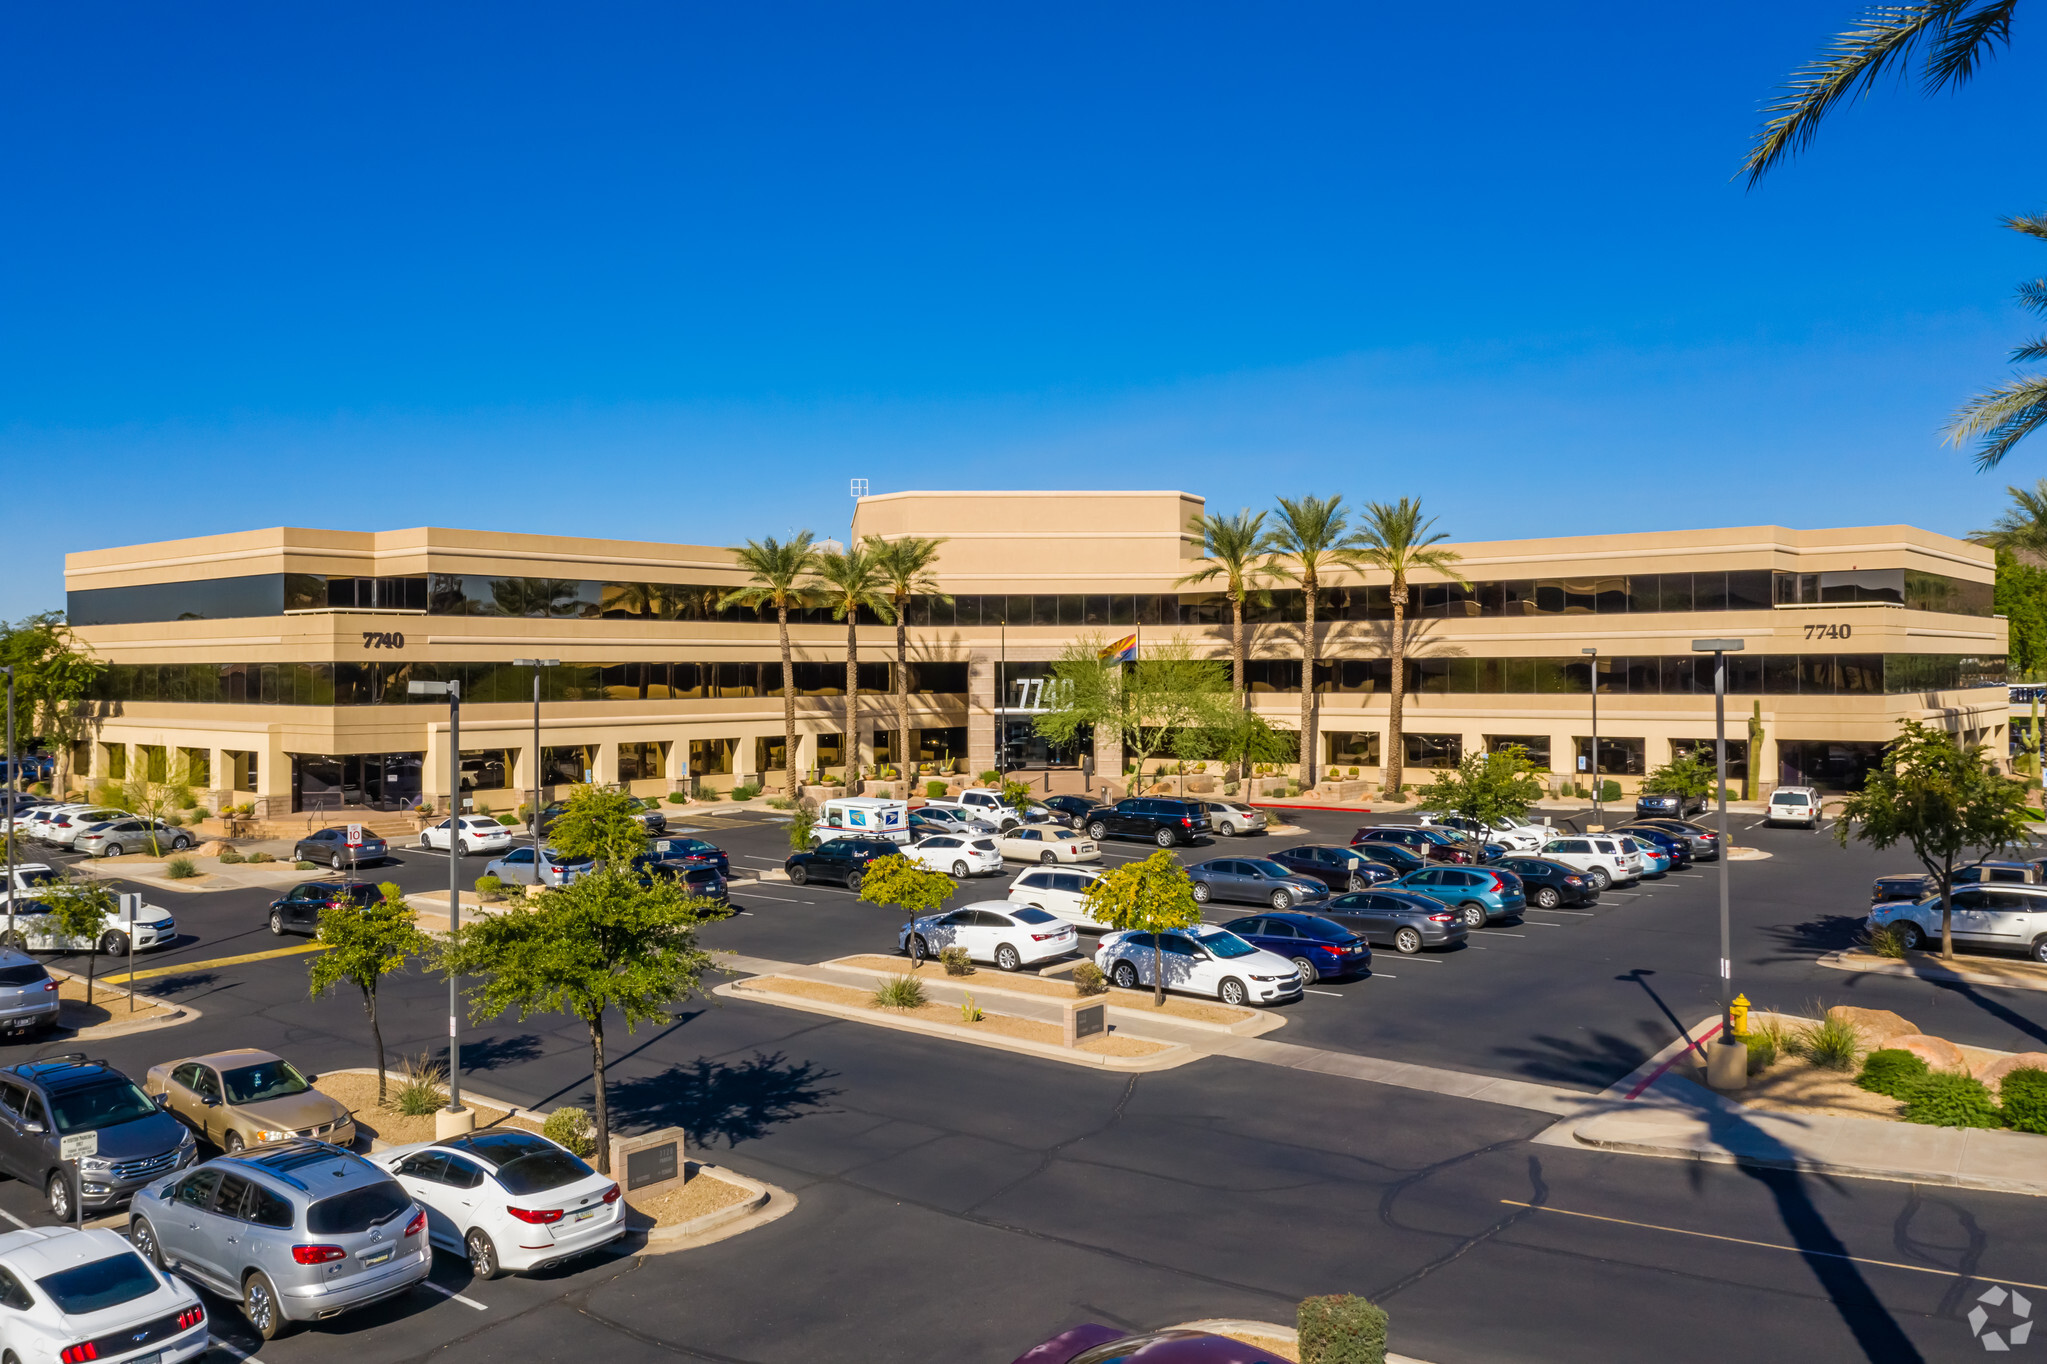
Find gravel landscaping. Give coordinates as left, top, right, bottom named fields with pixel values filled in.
left=831, top=953, right=1259, bottom=1026
left=743, top=975, right=1170, bottom=1056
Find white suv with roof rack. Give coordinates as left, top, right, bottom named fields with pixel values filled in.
left=1765, top=786, right=1822, bottom=829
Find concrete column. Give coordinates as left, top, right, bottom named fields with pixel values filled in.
left=592, top=742, right=617, bottom=787
left=256, top=736, right=291, bottom=820
left=666, top=738, right=689, bottom=793
left=967, top=653, right=997, bottom=779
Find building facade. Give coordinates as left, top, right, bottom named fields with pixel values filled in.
left=62, top=492, right=2008, bottom=815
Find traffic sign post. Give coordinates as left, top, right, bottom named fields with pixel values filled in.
left=59, top=1131, right=95, bottom=1228
left=347, top=824, right=363, bottom=879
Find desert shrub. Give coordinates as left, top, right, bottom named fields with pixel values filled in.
left=244, top=850, right=273, bottom=863
left=393, top=1055, right=447, bottom=1116
left=31, top=782, right=50, bottom=797
left=871, top=974, right=927, bottom=1010
left=979, top=770, right=1001, bottom=785
left=1999, top=1067, right=2047, bottom=1134
left=959, top=993, right=984, bottom=1023
left=1856, top=1048, right=1930, bottom=1098
left=731, top=783, right=761, bottom=801
left=1599, top=779, right=1622, bottom=804
left=294, top=859, right=316, bottom=870
left=939, top=946, right=974, bottom=976
left=926, top=780, right=948, bottom=798
left=1299, top=1293, right=1389, bottom=1364
left=666, top=791, right=689, bottom=804
left=1859, top=922, right=1911, bottom=959
left=1794, top=1012, right=1860, bottom=1071
left=217, top=848, right=246, bottom=864
left=1898, top=1071, right=2004, bottom=1128
left=1744, top=1024, right=1777, bottom=1075
left=766, top=796, right=792, bottom=810
left=542, top=1105, right=595, bottom=1156
left=787, top=807, right=816, bottom=850
left=164, top=813, right=184, bottom=828
left=697, top=789, right=723, bottom=802
left=474, top=874, right=506, bottom=902
left=1072, top=961, right=1108, bottom=996
left=164, top=856, right=198, bottom=879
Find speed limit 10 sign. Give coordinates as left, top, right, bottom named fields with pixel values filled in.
left=347, top=824, right=364, bottom=846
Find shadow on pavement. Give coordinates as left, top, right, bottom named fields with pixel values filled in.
left=610, top=1051, right=840, bottom=1148
left=436, top=1032, right=545, bottom=1073
left=1491, top=1023, right=1673, bottom=1090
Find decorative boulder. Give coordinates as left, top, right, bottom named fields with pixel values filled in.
left=1826, top=1006, right=1919, bottom=1052
left=1972, top=1051, right=2047, bottom=1098
left=194, top=840, right=231, bottom=857
left=1890, top=1033, right=1971, bottom=1075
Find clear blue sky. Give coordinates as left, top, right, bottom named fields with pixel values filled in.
left=6, top=2, right=2045, bottom=617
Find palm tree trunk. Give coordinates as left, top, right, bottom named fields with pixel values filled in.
left=895, top=592, right=911, bottom=782
left=1231, top=589, right=1247, bottom=702
left=589, top=1010, right=611, bottom=1174
left=367, top=985, right=386, bottom=1104
left=1298, top=575, right=1317, bottom=788
left=779, top=603, right=799, bottom=799
left=1387, top=572, right=1408, bottom=794
left=845, top=612, right=860, bottom=789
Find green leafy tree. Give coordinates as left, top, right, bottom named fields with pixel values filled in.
left=117, top=776, right=183, bottom=856
left=866, top=535, right=950, bottom=779
left=1356, top=498, right=1466, bottom=795
left=1264, top=495, right=1367, bottom=787
left=856, top=853, right=957, bottom=967
left=1079, top=850, right=1202, bottom=1005
left=308, top=882, right=432, bottom=1103
left=720, top=534, right=822, bottom=801
left=814, top=545, right=895, bottom=780
left=0, top=614, right=106, bottom=797
left=1176, top=509, right=1270, bottom=702
left=1996, top=547, right=2047, bottom=680
left=542, top=785, right=650, bottom=866
left=1835, top=720, right=2034, bottom=959
left=998, top=777, right=1034, bottom=813
left=44, top=878, right=118, bottom=1006
left=1415, top=746, right=1544, bottom=832
left=442, top=869, right=718, bottom=1171
left=1643, top=751, right=1716, bottom=800
left=1033, top=635, right=1235, bottom=787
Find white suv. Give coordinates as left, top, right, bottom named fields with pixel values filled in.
left=953, top=789, right=1023, bottom=830
left=1766, top=786, right=1822, bottom=829
left=1416, top=812, right=1549, bottom=852
left=1005, top=866, right=1111, bottom=929
left=1868, top=884, right=2047, bottom=963
left=1539, top=835, right=1642, bottom=890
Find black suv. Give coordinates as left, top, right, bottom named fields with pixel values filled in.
left=1635, top=791, right=1706, bottom=818
left=785, top=838, right=901, bottom=890
left=267, top=881, right=385, bottom=936
left=0, top=1055, right=196, bottom=1218
left=1082, top=798, right=1211, bottom=848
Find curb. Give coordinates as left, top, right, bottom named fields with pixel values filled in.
left=715, top=979, right=1197, bottom=1071
left=816, top=956, right=1283, bottom=1037
left=636, top=1165, right=789, bottom=1252
left=1169, top=1319, right=1435, bottom=1364
left=1567, top=1119, right=2047, bottom=1198
left=44, top=966, right=201, bottom=1041
left=1818, top=948, right=2047, bottom=994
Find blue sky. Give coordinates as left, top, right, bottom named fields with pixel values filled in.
left=5, top=2, right=2046, bottom=616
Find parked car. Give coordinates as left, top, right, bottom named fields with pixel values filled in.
left=904, top=833, right=1003, bottom=878
left=0, top=948, right=60, bottom=1035
left=481, top=845, right=594, bottom=888
left=418, top=815, right=513, bottom=856
left=1388, top=866, right=1526, bottom=927
left=955, top=788, right=1024, bottom=829
left=292, top=826, right=390, bottom=871
left=1319, top=890, right=1469, bottom=954
left=0, top=1056, right=197, bottom=1219
left=1627, top=816, right=1722, bottom=861
left=1414, top=811, right=1549, bottom=852
left=1004, top=866, right=1110, bottom=930
left=908, top=805, right=1000, bottom=837
left=143, top=1050, right=353, bottom=1153
left=1016, top=803, right=1079, bottom=829
left=1615, top=833, right=1672, bottom=878
left=784, top=837, right=901, bottom=889
left=1203, top=801, right=1269, bottom=837
left=1538, top=834, right=1641, bottom=890
left=1216, top=911, right=1371, bottom=984
left=0, top=1227, right=208, bottom=1364
left=1186, top=857, right=1331, bottom=910
left=130, top=1140, right=430, bottom=1339
left=38, top=808, right=131, bottom=849
left=0, top=796, right=54, bottom=837
left=899, top=903, right=1078, bottom=970
left=1952, top=859, right=2047, bottom=885
left=2, top=863, right=62, bottom=896
left=537, top=798, right=666, bottom=837
left=13, top=805, right=79, bottom=842
left=634, top=860, right=728, bottom=903
left=265, top=880, right=384, bottom=936
left=1339, top=840, right=1429, bottom=877
left=994, top=825, right=1099, bottom=865
left=1491, top=856, right=1599, bottom=909
left=1871, top=872, right=1936, bottom=904
left=1014, top=1324, right=1290, bottom=1364
left=1635, top=789, right=1707, bottom=818
left=1038, top=794, right=1099, bottom=824
left=648, top=837, right=730, bottom=877
left=0, top=890, right=176, bottom=956
left=1093, top=924, right=1302, bottom=1006
left=1350, top=825, right=1478, bottom=865
left=74, top=818, right=195, bottom=859
left=1867, top=883, right=2047, bottom=962
left=1269, top=844, right=1398, bottom=892
left=1613, top=823, right=1694, bottom=870
left=375, top=1128, right=623, bottom=1279
left=1765, top=785, right=1823, bottom=829
left=1083, top=797, right=1211, bottom=847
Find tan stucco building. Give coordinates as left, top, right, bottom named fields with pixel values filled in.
left=61, top=491, right=2008, bottom=816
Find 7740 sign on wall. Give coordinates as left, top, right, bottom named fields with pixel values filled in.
left=362, top=631, right=406, bottom=649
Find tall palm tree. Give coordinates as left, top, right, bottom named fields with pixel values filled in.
left=1974, top=477, right=2047, bottom=552
left=813, top=545, right=894, bottom=782
left=1356, top=499, right=1467, bottom=796
left=1948, top=214, right=2047, bottom=469
left=719, top=534, right=821, bottom=798
left=1265, top=495, right=1366, bottom=788
left=866, top=535, right=950, bottom=778
left=1176, top=509, right=1270, bottom=704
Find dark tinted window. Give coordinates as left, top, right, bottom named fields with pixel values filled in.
left=245, top=1182, right=296, bottom=1229
left=47, top=1078, right=158, bottom=1134
left=306, top=1180, right=411, bottom=1234
left=0, top=964, right=47, bottom=987
left=1008, top=906, right=1057, bottom=925
left=173, top=1170, right=222, bottom=1209
left=493, top=1149, right=596, bottom=1195
left=35, top=1254, right=159, bottom=1313
left=1297, top=918, right=1351, bottom=940
left=442, top=1155, right=485, bottom=1190
left=213, top=1173, right=254, bottom=1217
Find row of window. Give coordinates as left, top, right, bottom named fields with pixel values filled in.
left=1322, top=732, right=1751, bottom=777
left=1273, top=654, right=2004, bottom=696
left=65, top=566, right=1998, bottom=626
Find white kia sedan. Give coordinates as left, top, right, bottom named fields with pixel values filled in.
left=995, top=825, right=1100, bottom=865
left=898, top=903, right=1078, bottom=970
left=418, top=816, right=514, bottom=856
left=1093, top=923, right=1302, bottom=1006
left=0, top=1226, right=208, bottom=1364
left=904, top=834, right=1003, bottom=878
left=375, top=1129, right=625, bottom=1278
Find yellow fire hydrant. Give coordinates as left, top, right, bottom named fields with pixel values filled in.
left=1729, top=993, right=1752, bottom=1040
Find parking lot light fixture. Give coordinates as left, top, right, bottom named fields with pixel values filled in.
left=3, top=663, right=13, bottom=946
left=408, top=677, right=465, bottom=1115
left=1691, top=638, right=1745, bottom=1088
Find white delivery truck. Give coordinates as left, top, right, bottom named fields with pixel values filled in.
left=810, top=797, right=911, bottom=845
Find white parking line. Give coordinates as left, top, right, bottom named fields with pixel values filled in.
left=207, top=1339, right=260, bottom=1363
left=419, top=1282, right=489, bottom=1310
left=1479, top=930, right=1526, bottom=937
left=740, top=854, right=785, bottom=863
left=1303, top=988, right=1344, bottom=996
left=736, top=892, right=812, bottom=904
left=1523, top=907, right=1594, bottom=916
left=0, top=1209, right=31, bottom=1231
left=1519, top=921, right=1559, bottom=927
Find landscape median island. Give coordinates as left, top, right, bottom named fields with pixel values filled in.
left=828, top=953, right=1262, bottom=1027
left=732, top=975, right=1172, bottom=1058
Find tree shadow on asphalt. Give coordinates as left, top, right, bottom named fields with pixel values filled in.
left=608, top=1051, right=840, bottom=1149
left=118, top=970, right=221, bottom=1001
left=432, top=1032, right=544, bottom=1073
left=1928, top=976, right=2047, bottom=1049
left=1759, top=915, right=2047, bottom=1047
left=1490, top=1022, right=1673, bottom=1090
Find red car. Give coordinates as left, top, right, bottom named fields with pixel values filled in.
left=1014, top=1326, right=1290, bottom=1364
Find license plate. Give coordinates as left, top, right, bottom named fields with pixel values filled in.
left=572, top=1207, right=597, bottom=1223
left=129, top=1353, right=160, bottom=1364
left=360, top=1247, right=394, bottom=1266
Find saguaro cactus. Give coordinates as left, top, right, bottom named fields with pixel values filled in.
left=1745, top=701, right=1765, bottom=801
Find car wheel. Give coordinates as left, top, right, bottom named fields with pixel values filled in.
left=1217, top=820, right=1237, bottom=836
left=1218, top=977, right=1248, bottom=1006
left=102, top=843, right=122, bottom=858
left=225, top=1130, right=244, bottom=1153
left=1155, top=828, right=1179, bottom=848
left=788, top=865, right=808, bottom=886
left=1112, top=960, right=1139, bottom=989
left=846, top=872, right=864, bottom=894
left=1192, top=882, right=1211, bottom=904
left=951, top=861, right=969, bottom=877
left=45, top=1170, right=70, bottom=1221
left=467, top=1227, right=504, bottom=1280
left=244, top=1270, right=293, bottom=1340
left=0, top=931, right=24, bottom=950
left=995, top=943, right=1022, bottom=972
left=1459, top=902, right=1487, bottom=929
left=269, top=909, right=286, bottom=936
left=1587, top=867, right=1611, bottom=890
left=331, top=851, right=346, bottom=870
left=1270, top=889, right=1293, bottom=910
left=1290, top=956, right=1319, bottom=985
left=1533, top=886, right=1560, bottom=909
left=98, top=931, right=129, bottom=957
left=1039, top=851, right=1058, bottom=865
left=1393, top=926, right=1423, bottom=955
left=171, top=835, right=192, bottom=850
left=131, top=1217, right=164, bottom=1268
left=1347, top=874, right=1366, bottom=891
left=909, top=934, right=930, bottom=960
left=1088, top=821, right=1108, bottom=840
left=1894, top=921, right=1925, bottom=951
left=2032, top=935, right=2047, bottom=965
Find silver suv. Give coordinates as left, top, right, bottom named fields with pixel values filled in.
left=129, top=1141, right=430, bottom=1339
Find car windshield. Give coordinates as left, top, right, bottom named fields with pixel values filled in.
left=1009, top=906, right=1057, bottom=924
left=221, top=1059, right=312, bottom=1104
left=668, top=840, right=715, bottom=855
left=18, top=869, right=57, bottom=888
left=48, top=1078, right=159, bottom=1134
left=306, top=1180, right=411, bottom=1234
left=36, top=1252, right=159, bottom=1313
left=1196, top=931, right=1258, bottom=959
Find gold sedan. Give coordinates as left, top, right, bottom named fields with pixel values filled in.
left=143, top=1048, right=356, bottom=1152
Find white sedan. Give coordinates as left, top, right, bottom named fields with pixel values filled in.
left=898, top=903, right=1078, bottom=970
left=0, top=890, right=176, bottom=956
left=1094, top=923, right=1303, bottom=1006
left=418, top=816, right=514, bottom=856
left=375, top=1129, right=625, bottom=1278
left=0, top=1226, right=209, bottom=1364
left=995, top=825, right=1100, bottom=865
left=904, top=834, right=1003, bottom=878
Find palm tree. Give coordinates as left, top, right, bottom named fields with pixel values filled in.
left=719, top=534, right=821, bottom=798
left=1974, top=477, right=2047, bottom=552
left=813, top=545, right=894, bottom=784
left=866, top=535, right=950, bottom=780
left=1176, top=509, right=1270, bottom=704
left=1948, top=214, right=2047, bottom=469
left=1356, top=498, right=1467, bottom=796
left=1264, top=495, right=1366, bottom=789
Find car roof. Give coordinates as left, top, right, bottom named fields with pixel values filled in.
left=7, top=1055, right=123, bottom=1089
left=0, top=1226, right=136, bottom=1278
left=161, top=1048, right=281, bottom=1071
left=230, top=1139, right=389, bottom=1192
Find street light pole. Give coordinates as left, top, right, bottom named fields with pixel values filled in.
left=408, top=677, right=466, bottom=1120
left=1693, top=638, right=1746, bottom=1089
left=1581, top=647, right=1599, bottom=821
left=512, top=659, right=560, bottom=870
left=3, top=665, right=13, bottom=944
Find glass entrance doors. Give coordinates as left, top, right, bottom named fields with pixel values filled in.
left=290, top=752, right=424, bottom=812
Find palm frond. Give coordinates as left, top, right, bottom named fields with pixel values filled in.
left=1976, top=478, right=2047, bottom=548
left=1945, top=374, right=2047, bottom=469
left=2008, top=214, right=2047, bottom=244
left=2015, top=280, right=2047, bottom=316
left=865, top=535, right=951, bottom=604
left=1355, top=498, right=1469, bottom=585
left=719, top=532, right=822, bottom=611
left=813, top=545, right=895, bottom=623
left=1926, top=0, right=2016, bottom=88
left=2010, top=336, right=2047, bottom=364
left=1176, top=509, right=1271, bottom=592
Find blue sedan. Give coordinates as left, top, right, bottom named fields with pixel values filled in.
left=1388, top=866, right=1526, bottom=928
left=1218, top=911, right=1372, bottom=984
